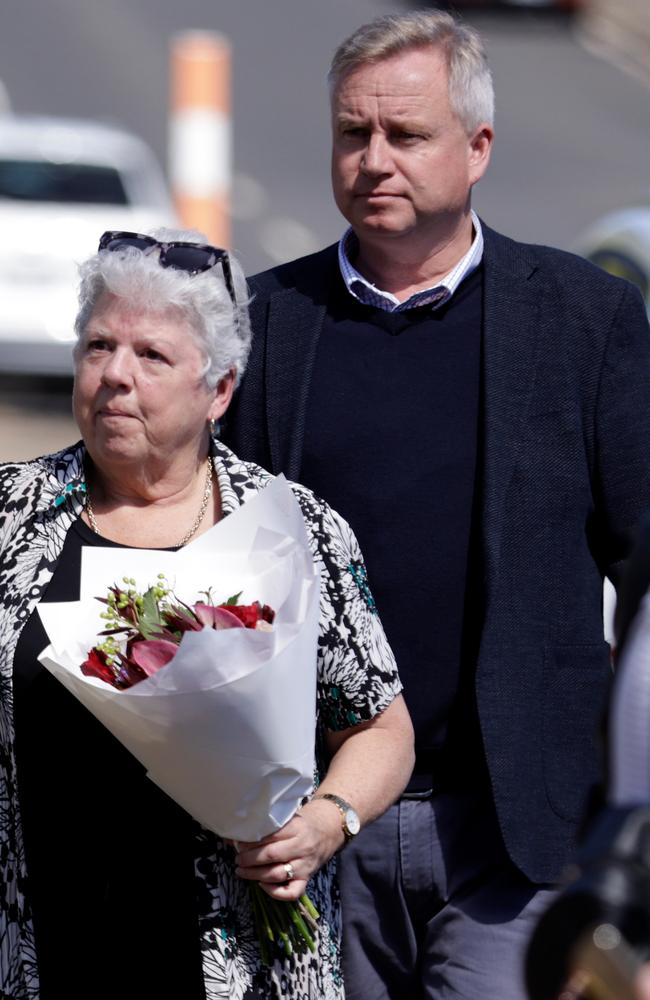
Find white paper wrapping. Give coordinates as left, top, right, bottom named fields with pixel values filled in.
left=37, top=476, right=321, bottom=842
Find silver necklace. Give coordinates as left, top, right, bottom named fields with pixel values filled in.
left=85, top=462, right=214, bottom=548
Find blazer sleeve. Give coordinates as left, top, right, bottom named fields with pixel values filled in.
left=592, top=281, right=650, bottom=588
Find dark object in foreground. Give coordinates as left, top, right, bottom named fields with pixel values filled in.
left=526, top=807, right=650, bottom=999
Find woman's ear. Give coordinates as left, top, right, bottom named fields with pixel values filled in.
left=209, top=369, right=236, bottom=422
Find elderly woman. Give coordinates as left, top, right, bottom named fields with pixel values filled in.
left=0, top=229, right=413, bottom=1000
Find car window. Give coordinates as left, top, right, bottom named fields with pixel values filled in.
left=0, top=159, right=129, bottom=205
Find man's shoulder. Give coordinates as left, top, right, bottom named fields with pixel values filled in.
left=482, top=222, right=637, bottom=295
left=248, top=243, right=339, bottom=299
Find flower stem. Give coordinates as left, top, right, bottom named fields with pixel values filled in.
left=248, top=884, right=319, bottom=963
left=288, top=903, right=316, bottom=952
left=300, top=893, right=320, bottom=922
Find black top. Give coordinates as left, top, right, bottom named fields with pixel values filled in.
left=300, top=267, right=484, bottom=770
left=13, top=517, right=205, bottom=1000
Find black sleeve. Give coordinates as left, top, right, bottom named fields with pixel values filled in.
left=593, top=282, right=650, bottom=589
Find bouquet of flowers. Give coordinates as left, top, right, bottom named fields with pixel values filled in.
left=37, top=477, right=321, bottom=960
left=81, top=577, right=276, bottom=690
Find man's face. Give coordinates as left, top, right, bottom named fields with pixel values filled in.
left=330, top=46, right=492, bottom=251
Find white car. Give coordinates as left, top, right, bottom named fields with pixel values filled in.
left=575, top=206, right=650, bottom=316
left=0, top=115, right=176, bottom=375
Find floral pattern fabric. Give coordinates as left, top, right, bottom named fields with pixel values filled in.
left=0, top=440, right=401, bottom=999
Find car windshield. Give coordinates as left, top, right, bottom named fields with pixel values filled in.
left=0, top=159, right=129, bottom=205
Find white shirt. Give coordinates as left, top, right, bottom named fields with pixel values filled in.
left=337, top=210, right=484, bottom=312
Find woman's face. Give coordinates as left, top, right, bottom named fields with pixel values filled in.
left=73, top=291, right=233, bottom=474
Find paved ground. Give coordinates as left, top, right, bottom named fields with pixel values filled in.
left=0, top=377, right=76, bottom=462
left=1, top=6, right=649, bottom=271
left=1, top=7, right=649, bottom=462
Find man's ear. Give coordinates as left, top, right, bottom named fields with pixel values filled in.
left=468, top=124, right=494, bottom=186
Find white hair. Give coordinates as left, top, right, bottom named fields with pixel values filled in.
left=328, top=10, right=494, bottom=134
left=74, top=227, right=252, bottom=389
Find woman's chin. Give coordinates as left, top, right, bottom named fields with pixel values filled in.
left=87, top=436, right=144, bottom=469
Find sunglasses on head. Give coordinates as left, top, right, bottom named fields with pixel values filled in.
left=98, top=230, right=236, bottom=308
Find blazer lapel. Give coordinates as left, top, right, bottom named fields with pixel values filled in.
left=264, top=288, right=327, bottom=480
left=480, top=229, right=546, bottom=606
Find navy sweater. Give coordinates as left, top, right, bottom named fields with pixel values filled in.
left=300, top=266, right=483, bottom=762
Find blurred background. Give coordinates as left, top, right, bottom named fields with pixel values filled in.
left=1, top=0, right=650, bottom=461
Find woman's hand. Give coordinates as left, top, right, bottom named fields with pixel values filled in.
left=236, top=695, right=414, bottom=901
left=234, top=799, right=345, bottom=901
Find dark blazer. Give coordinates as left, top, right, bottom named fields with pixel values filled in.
left=224, top=223, right=650, bottom=883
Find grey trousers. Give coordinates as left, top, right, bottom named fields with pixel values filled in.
left=337, top=787, right=557, bottom=1000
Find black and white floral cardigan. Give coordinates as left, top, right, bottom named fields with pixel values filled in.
left=0, top=440, right=401, bottom=1000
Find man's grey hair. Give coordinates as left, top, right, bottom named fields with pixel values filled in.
left=328, top=10, right=494, bottom=134
left=74, top=227, right=252, bottom=389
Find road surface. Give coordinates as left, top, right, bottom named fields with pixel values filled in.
left=1, top=5, right=649, bottom=460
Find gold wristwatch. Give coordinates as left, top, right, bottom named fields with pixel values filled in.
left=313, top=793, right=361, bottom=842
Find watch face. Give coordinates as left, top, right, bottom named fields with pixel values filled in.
left=345, top=808, right=361, bottom=836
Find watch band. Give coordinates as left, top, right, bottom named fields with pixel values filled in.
left=312, top=793, right=361, bottom=841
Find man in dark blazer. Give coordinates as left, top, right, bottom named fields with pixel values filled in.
left=223, top=9, right=650, bottom=999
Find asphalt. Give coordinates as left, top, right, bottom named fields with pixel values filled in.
left=1, top=6, right=650, bottom=459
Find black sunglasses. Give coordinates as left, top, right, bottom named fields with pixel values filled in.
left=98, top=230, right=236, bottom=309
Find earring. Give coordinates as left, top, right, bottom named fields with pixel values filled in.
left=208, top=418, right=217, bottom=437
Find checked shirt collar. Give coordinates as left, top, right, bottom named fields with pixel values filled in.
left=338, top=210, right=483, bottom=312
